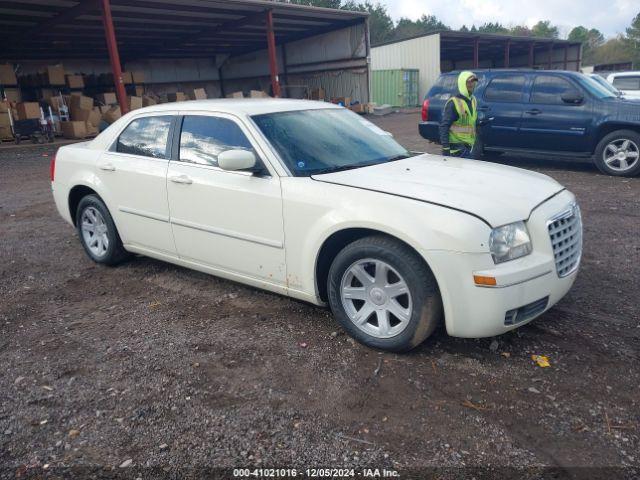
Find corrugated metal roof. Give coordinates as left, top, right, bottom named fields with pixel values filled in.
left=0, top=0, right=368, bottom=61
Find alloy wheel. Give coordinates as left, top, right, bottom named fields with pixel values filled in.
left=340, top=258, right=413, bottom=339
left=81, top=207, right=109, bottom=258
left=603, top=139, right=640, bottom=172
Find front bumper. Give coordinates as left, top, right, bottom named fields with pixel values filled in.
left=423, top=190, right=581, bottom=338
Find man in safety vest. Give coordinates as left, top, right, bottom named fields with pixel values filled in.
left=439, top=71, right=479, bottom=158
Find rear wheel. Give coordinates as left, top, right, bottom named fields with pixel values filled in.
left=327, top=235, right=443, bottom=352
left=594, top=130, right=640, bottom=177
left=76, top=195, right=130, bottom=266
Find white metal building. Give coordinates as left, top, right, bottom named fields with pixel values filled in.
left=371, top=31, right=582, bottom=99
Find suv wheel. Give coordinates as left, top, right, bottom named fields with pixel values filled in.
left=327, top=235, right=443, bottom=352
left=594, top=130, right=640, bottom=177
left=76, top=195, right=131, bottom=265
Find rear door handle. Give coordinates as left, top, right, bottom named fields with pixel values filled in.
left=169, top=174, right=193, bottom=185
left=99, top=163, right=115, bottom=171
left=525, top=109, right=542, bottom=115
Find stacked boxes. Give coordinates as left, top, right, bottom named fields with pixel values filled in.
left=16, top=102, right=41, bottom=120
left=0, top=101, right=12, bottom=140
left=0, top=64, right=17, bottom=85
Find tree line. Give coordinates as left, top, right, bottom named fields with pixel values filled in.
left=277, top=0, right=640, bottom=67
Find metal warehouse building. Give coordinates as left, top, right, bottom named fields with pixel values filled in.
left=371, top=31, right=582, bottom=101
left=0, top=0, right=370, bottom=117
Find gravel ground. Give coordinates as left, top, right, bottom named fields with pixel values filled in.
left=0, top=113, right=638, bottom=479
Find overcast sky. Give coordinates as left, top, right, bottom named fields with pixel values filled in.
left=383, top=0, right=637, bottom=38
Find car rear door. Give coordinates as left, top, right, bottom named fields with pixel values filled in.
left=97, top=113, right=177, bottom=255
left=479, top=73, right=526, bottom=148
left=166, top=112, right=287, bottom=289
left=518, top=74, right=593, bottom=153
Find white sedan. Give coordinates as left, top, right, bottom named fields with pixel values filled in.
left=51, top=99, right=582, bottom=352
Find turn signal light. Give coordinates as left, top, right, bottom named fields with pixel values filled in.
left=474, top=275, right=497, bottom=286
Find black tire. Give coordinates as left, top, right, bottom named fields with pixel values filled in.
left=75, top=194, right=131, bottom=266
left=327, top=235, right=443, bottom=352
left=593, top=130, right=640, bottom=177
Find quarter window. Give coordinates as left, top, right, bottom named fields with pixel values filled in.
left=530, top=75, right=580, bottom=104
left=484, top=75, right=525, bottom=102
left=179, top=115, right=254, bottom=167
left=116, top=116, right=172, bottom=158
left=612, top=76, right=640, bottom=91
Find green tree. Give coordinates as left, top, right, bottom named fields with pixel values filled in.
left=342, top=1, right=394, bottom=45
left=477, top=22, right=509, bottom=34
left=390, top=14, right=448, bottom=41
left=531, top=20, right=559, bottom=39
left=625, top=12, right=640, bottom=67
left=590, top=36, right=633, bottom=65
left=568, top=26, right=604, bottom=64
left=509, top=25, right=532, bottom=36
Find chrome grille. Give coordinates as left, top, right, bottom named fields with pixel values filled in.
left=547, top=203, right=582, bottom=277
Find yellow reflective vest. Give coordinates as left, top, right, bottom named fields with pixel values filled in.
left=446, top=96, right=477, bottom=150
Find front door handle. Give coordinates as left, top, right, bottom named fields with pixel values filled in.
left=99, top=163, right=116, bottom=171
left=525, top=109, right=542, bottom=115
left=169, top=174, right=193, bottom=185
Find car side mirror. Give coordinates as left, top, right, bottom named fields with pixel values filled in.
left=218, top=149, right=257, bottom=172
left=561, top=92, right=584, bottom=104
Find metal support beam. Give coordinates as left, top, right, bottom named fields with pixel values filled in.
left=528, top=42, right=535, bottom=68
left=504, top=39, right=510, bottom=68
left=266, top=10, right=281, bottom=98
left=473, top=37, right=479, bottom=69
left=548, top=42, right=554, bottom=69
left=100, top=0, right=128, bottom=114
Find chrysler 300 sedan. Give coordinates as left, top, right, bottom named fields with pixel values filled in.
left=51, top=99, right=582, bottom=352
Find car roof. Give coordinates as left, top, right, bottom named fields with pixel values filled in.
left=607, top=71, right=640, bottom=78
left=131, top=98, right=340, bottom=117
left=442, top=69, right=582, bottom=77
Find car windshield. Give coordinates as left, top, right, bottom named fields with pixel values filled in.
left=577, top=75, right=617, bottom=99
left=252, top=108, right=412, bottom=176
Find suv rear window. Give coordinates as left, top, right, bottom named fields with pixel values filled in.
left=612, top=76, right=640, bottom=90
left=429, top=75, right=457, bottom=96
left=484, top=75, right=525, bottom=102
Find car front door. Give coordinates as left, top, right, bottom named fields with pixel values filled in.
left=166, top=112, right=287, bottom=289
left=519, top=74, right=593, bottom=153
left=478, top=74, right=526, bottom=148
left=97, top=113, right=177, bottom=255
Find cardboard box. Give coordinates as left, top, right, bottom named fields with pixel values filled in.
left=70, top=106, right=99, bottom=124
left=0, top=125, right=13, bottom=140
left=61, top=121, right=87, bottom=139
left=349, top=103, right=365, bottom=114
left=249, top=90, right=269, bottom=98
left=98, top=105, right=110, bottom=114
left=4, top=88, right=21, bottom=102
left=17, top=102, right=41, bottom=120
left=142, top=95, right=157, bottom=106
left=66, top=74, right=84, bottom=89
left=128, top=96, right=142, bottom=110
left=88, top=108, right=102, bottom=127
left=102, top=106, right=121, bottom=124
left=192, top=88, right=207, bottom=100
left=47, top=96, right=64, bottom=111
left=226, top=91, right=244, bottom=99
left=0, top=112, right=11, bottom=127
left=46, top=65, right=66, bottom=85
left=134, top=86, right=144, bottom=97
left=0, top=101, right=9, bottom=113
left=69, top=95, right=94, bottom=111
left=121, top=71, right=133, bottom=84
left=85, top=121, right=98, bottom=136
left=309, top=87, right=325, bottom=101
left=0, top=64, right=17, bottom=85
left=131, top=71, right=145, bottom=84
left=167, top=92, right=187, bottom=102
left=96, top=93, right=117, bottom=105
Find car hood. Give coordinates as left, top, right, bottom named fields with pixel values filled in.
left=311, top=154, right=565, bottom=227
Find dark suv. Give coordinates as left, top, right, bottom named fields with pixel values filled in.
left=419, top=69, right=640, bottom=176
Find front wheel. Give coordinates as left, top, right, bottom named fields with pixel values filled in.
left=327, top=235, right=443, bottom=352
left=594, top=130, right=640, bottom=177
left=75, top=195, right=131, bottom=266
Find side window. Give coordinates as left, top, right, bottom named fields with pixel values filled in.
left=612, top=76, right=640, bottom=91
left=179, top=115, right=254, bottom=167
left=484, top=75, right=525, bottom=102
left=530, top=75, right=579, bottom=105
left=116, top=116, right=172, bottom=158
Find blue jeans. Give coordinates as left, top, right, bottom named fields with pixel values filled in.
left=450, top=144, right=474, bottom=159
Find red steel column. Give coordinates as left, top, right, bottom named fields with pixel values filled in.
left=266, top=10, right=281, bottom=98
left=473, top=37, right=479, bottom=68
left=504, top=39, right=511, bottom=67
left=100, top=0, right=128, bottom=114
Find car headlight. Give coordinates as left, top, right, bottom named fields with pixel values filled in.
left=489, top=221, right=532, bottom=264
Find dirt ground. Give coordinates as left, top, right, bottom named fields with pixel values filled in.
left=0, top=112, right=638, bottom=479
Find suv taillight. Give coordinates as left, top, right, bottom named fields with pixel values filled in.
left=50, top=152, right=56, bottom=182
left=421, top=99, right=430, bottom=122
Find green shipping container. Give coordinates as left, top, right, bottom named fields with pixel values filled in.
left=371, top=69, right=419, bottom=107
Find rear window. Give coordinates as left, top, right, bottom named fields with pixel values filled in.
left=484, top=75, right=525, bottom=102
left=530, top=75, right=580, bottom=105
left=116, top=116, right=172, bottom=158
left=428, top=75, right=457, bottom=96
left=612, top=76, right=640, bottom=91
